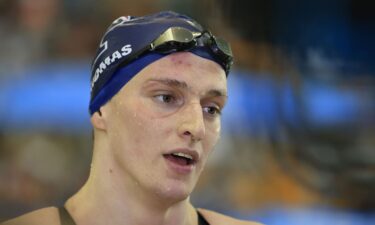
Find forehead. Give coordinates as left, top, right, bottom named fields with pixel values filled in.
left=131, top=52, right=227, bottom=90
left=156, top=52, right=221, bottom=71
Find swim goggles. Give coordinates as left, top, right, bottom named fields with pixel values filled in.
left=118, top=27, right=233, bottom=75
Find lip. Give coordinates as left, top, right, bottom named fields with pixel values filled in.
left=163, top=148, right=200, bottom=174
left=165, top=148, right=200, bottom=162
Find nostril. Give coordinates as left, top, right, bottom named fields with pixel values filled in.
left=184, top=131, right=191, bottom=136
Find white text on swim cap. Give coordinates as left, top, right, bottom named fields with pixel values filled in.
left=91, top=44, right=133, bottom=90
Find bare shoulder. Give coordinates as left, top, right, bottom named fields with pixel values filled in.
left=1, top=207, right=61, bottom=225
left=198, top=208, right=264, bottom=225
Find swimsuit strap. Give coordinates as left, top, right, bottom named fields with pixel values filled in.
left=197, top=210, right=210, bottom=225
left=58, top=206, right=209, bottom=225
left=58, top=206, right=76, bottom=225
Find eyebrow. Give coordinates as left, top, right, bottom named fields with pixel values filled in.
left=151, top=78, right=188, bottom=90
left=146, top=78, right=227, bottom=97
left=206, top=89, right=228, bottom=98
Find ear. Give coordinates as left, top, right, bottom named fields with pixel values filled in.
left=91, top=110, right=107, bottom=130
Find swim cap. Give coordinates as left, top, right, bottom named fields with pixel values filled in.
left=89, top=11, right=232, bottom=115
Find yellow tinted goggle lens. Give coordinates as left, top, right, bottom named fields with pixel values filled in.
left=150, top=27, right=233, bottom=74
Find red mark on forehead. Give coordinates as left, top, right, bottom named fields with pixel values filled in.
left=170, top=54, right=192, bottom=67
left=161, top=52, right=225, bottom=77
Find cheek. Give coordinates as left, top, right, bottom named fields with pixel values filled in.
left=203, top=122, right=221, bottom=154
left=107, top=100, right=149, bottom=152
left=121, top=100, right=172, bottom=150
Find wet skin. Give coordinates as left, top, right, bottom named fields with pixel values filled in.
left=99, top=51, right=227, bottom=203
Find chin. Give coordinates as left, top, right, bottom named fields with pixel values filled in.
left=154, top=181, right=194, bottom=204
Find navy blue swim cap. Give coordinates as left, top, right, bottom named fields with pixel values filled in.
left=89, top=11, right=232, bottom=115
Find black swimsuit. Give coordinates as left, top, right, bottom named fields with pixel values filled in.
left=58, top=207, right=75, bottom=225
left=197, top=210, right=210, bottom=225
left=58, top=206, right=210, bottom=225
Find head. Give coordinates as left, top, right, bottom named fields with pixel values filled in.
left=89, top=11, right=233, bottom=202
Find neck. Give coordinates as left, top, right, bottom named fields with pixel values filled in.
left=65, top=141, right=197, bottom=225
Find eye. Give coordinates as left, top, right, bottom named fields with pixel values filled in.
left=155, top=94, right=175, bottom=103
left=203, top=105, right=222, bottom=117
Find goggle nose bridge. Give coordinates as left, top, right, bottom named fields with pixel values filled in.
left=151, top=27, right=202, bottom=50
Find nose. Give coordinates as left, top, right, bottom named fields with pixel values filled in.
left=177, top=102, right=206, bottom=143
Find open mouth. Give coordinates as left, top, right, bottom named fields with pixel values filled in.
left=163, top=152, right=196, bottom=166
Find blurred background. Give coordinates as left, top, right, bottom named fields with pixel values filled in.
left=0, top=0, right=374, bottom=224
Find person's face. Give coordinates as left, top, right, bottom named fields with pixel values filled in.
left=100, top=52, right=227, bottom=202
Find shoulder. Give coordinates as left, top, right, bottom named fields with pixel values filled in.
left=1, top=207, right=61, bottom=225
left=197, top=208, right=264, bottom=225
